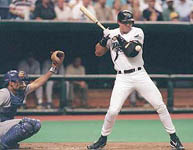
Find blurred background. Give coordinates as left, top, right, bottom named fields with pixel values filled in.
left=0, top=0, right=193, bottom=114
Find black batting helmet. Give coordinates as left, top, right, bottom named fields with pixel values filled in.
left=117, top=10, right=134, bottom=24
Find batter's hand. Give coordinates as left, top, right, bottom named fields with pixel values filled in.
left=103, top=28, right=110, bottom=38
left=51, top=50, right=65, bottom=68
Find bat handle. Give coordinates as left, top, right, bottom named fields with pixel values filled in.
left=96, top=21, right=106, bottom=30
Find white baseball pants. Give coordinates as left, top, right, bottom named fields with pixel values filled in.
left=101, top=69, right=176, bottom=136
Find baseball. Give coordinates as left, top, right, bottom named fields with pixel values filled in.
left=135, top=45, right=142, bottom=51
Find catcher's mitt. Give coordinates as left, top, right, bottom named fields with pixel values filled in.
left=51, top=50, right=65, bottom=67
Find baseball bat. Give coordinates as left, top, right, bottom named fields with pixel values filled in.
left=80, top=6, right=106, bottom=30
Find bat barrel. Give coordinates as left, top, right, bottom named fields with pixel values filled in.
left=80, top=6, right=106, bottom=30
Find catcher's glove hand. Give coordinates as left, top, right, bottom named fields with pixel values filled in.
left=51, top=50, right=65, bottom=68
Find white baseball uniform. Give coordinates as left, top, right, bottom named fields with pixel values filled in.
left=101, top=27, right=176, bottom=136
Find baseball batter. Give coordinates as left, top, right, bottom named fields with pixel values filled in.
left=0, top=51, right=64, bottom=149
left=87, top=10, right=184, bottom=150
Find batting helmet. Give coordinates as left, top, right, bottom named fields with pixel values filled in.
left=117, top=10, right=134, bottom=24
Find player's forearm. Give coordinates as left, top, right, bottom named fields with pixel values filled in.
left=95, top=43, right=108, bottom=56
left=29, top=71, right=53, bottom=93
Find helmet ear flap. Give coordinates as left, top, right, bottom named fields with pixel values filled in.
left=131, top=20, right=134, bottom=25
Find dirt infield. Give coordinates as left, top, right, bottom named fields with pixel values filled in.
left=20, top=143, right=193, bottom=150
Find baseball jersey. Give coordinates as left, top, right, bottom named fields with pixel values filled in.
left=106, top=27, right=144, bottom=71
left=0, top=85, right=30, bottom=121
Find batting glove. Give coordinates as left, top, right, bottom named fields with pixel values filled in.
left=103, top=28, right=110, bottom=38
left=99, top=35, right=110, bottom=47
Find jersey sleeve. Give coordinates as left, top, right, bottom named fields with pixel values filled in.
left=106, top=39, right=111, bottom=49
left=106, top=30, right=114, bottom=49
left=132, top=28, right=144, bottom=45
left=0, top=89, right=10, bottom=106
left=25, top=85, right=31, bottom=96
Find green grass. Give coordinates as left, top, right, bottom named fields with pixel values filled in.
left=24, top=119, right=193, bottom=143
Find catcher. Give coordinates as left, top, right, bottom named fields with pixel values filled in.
left=0, top=50, right=64, bottom=149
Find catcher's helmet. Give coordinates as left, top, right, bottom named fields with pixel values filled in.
left=4, top=70, right=21, bottom=83
left=117, top=10, right=134, bottom=24
left=3, top=70, right=21, bottom=87
left=3, top=70, right=29, bottom=87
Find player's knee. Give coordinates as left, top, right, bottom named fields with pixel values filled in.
left=33, top=120, right=41, bottom=133
left=108, top=108, right=119, bottom=117
left=21, top=122, right=34, bottom=136
left=156, top=104, right=167, bottom=114
left=22, top=118, right=41, bottom=134
left=0, top=119, right=41, bottom=147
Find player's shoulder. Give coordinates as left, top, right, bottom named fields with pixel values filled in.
left=25, top=85, right=31, bottom=95
left=0, top=88, right=10, bottom=98
left=110, top=28, right=119, bottom=32
left=0, top=88, right=9, bottom=93
left=132, top=27, right=144, bottom=34
left=109, top=28, right=120, bottom=36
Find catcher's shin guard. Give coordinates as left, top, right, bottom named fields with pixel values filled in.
left=87, top=135, right=107, bottom=150
left=0, top=140, right=19, bottom=150
left=0, top=118, right=41, bottom=148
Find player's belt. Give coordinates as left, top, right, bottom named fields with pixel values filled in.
left=118, top=67, right=142, bottom=74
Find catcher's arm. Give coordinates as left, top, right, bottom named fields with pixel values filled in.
left=28, top=50, right=65, bottom=94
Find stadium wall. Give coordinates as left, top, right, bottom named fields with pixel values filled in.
left=0, top=21, right=193, bottom=74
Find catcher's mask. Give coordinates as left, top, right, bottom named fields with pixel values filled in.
left=3, top=70, right=29, bottom=89
left=18, top=71, right=29, bottom=90
left=117, top=10, right=134, bottom=25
